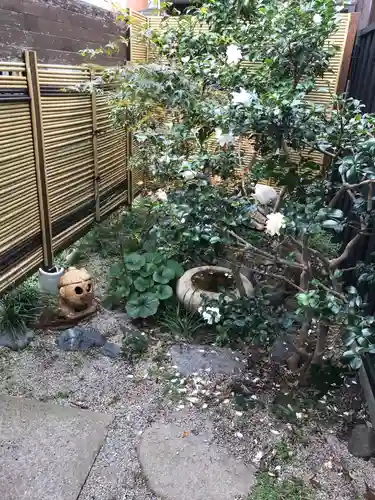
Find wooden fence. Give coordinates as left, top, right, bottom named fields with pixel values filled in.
left=0, top=53, right=134, bottom=294
left=0, top=11, right=358, bottom=294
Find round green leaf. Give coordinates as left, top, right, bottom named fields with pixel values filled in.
left=124, top=253, right=146, bottom=271
left=140, top=262, right=157, bottom=277
left=166, top=259, right=184, bottom=278
left=126, top=293, right=160, bottom=318
left=134, top=276, right=153, bottom=292
left=153, top=266, right=175, bottom=284
left=153, top=284, right=173, bottom=300
left=109, top=263, right=123, bottom=278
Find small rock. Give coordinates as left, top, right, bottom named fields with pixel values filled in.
left=100, top=341, right=122, bottom=359
left=169, top=344, right=244, bottom=377
left=0, top=329, right=34, bottom=350
left=57, top=327, right=105, bottom=351
left=348, top=424, right=375, bottom=458
left=271, top=334, right=297, bottom=363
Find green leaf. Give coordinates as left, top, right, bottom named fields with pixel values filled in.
left=322, top=220, right=338, bottom=229
left=126, top=292, right=160, bottom=318
left=124, top=253, right=146, bottom=271
left=342, top=331, right=356, bottom=346
left=109, top=263, right=123, bottom=278
left=153, top=266, right=175, bottom=284
left=166, top=260, right=184, bottom=278
left=153, top=284, right=173, bottom=300
left=144, top=252, right=164, bottom=265
left=139, top=262, right=157, bottom=277
left=342, top=350, right=355, bottom=358
left=350, top=356, right=362, bottom=370
left=209, top=236, right=221, bottom=244
left=134, top=276, right=153, bottom=292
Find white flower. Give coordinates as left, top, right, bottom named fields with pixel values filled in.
left=181, top=56, right=190, bottom=63
left=200, top=306, right=221, bottom=325
left=232, top=88, right=257, bottom=106
left=155, top=189, right=168, bottom=202
left=253, top=184, right=278, bottom=205
left=265, top=212, right=286, bottom=236
left=226, top=44, right=242, bottom=64
left=313, top=13, right=322, bottom=24
left=215, top=128, right=236, bottom=146
left=181, top=170, right=196, bottom=181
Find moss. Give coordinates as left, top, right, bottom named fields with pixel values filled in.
left=249, top=473, right=312, bottom=500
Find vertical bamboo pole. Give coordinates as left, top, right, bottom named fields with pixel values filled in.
left=25, top=50, right=54, bottom=269
left=90, top=69, right=100, bottom=222
left=127, top=128, right=134, bottom=207
left=126, top=23, right=134, bottom=207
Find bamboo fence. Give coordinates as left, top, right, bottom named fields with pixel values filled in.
left=0, top=11, right=358, bottom=294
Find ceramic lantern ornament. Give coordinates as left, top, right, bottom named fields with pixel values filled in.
left=58, top=267, right=98, bottom=320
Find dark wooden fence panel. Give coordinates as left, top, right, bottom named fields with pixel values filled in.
left=0, top=0, right=127, bottom=65
left=349, top=24, right=375, bottom=112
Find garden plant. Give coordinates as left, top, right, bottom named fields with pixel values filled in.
left=95, top=0, right=375, bottom=377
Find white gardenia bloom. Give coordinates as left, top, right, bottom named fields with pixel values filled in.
left=313, top=13, right=322, bottom=24
left=215, top=128, right=236, bottom=146
left=253, top=184, right=278, bottom=205
left=226, top=44, right=242, bottom=65
left=265, top=212, right=286, bottom=236
left=181, top=170, right=196, bottom=180
left=232, top=88, right=257, bottom=106
left=155, top=189, right=168, bottom=202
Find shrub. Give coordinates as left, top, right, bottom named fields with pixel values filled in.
left=201, top=292, right=279, bottom=347
left=0, top=281, right=40, bottom=338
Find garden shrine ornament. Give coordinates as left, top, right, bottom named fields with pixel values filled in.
left=58, top=267, right=99, bottom=320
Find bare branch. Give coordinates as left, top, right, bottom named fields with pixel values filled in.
left=328, top=185, right=346, bottom=208
left=316, top=281, right=345, bottom=301
left=246, top=267, right=304, bottom=292
left=227, top=230, right=303, bottom=270
left=329, top=232, right=362, bottom=270
left=273, top=186, right=287, bottom=213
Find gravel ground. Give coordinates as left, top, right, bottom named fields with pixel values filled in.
left=1, top=252, right=375, bottom=499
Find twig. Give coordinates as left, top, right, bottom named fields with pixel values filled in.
left=246, top=268, right=304, bottom=292
left=227, top=230, right=303, bottom=270
left=316, top=281, right=345, bottom=301
left=273, top=186, right=287, bottom=212
left=368, top=183, right=373, bottom=212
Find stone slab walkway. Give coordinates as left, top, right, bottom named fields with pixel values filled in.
left=139, top=417, right=255, bottom=500
left=0, top=396, right=113, bottom=500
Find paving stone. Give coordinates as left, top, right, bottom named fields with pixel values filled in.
left=169, top=344, right=244, bottom=376
left=0, top=395, right=113, bottom=500
left=138, top=420, right=255, bottom=500
left=348, top=424, right=375, bottom=458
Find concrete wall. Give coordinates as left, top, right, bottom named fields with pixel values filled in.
left=0, top=0, right=127, bottom=64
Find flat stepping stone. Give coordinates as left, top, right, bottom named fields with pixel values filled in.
left=139, top=420, right=255, bottom=500
left=0, top=396, right=113, bottom=500
left=170, top=344, right=244, bottom=376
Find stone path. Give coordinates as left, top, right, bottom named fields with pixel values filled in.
left=0, top=396, right=113, bottom=500
left=0, top=330, right=256, bottom=500
left=139, top=416, right=255, bottom=500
